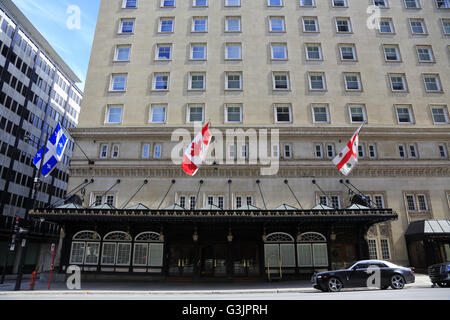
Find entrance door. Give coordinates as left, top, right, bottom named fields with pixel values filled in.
left=330, top=244, right=356, bottom=270
left=233, top=243, right=260, bottom=277
left=199, top=244, right=227, bottom=277
left=168, top=245, right=194, bottom=276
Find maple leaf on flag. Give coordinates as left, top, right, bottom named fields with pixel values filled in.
left=190, top=139, right=203, bottom=157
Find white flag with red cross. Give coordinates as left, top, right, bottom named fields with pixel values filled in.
left=332, top=123, right=364, bottom=176
left=181, top=122, right=212, bottom=176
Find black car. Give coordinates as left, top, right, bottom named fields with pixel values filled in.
left=428, top=263, right=450, bottom=288
left=312, top=260, right=415, bottom=292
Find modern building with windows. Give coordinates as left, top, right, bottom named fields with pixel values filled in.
left=32, top=0, right=449, bottom=281
left=0, top=0, right=83, bottom=274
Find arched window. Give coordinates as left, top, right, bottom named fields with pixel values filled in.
left=264, top=232, right=295, bottom=268
left=297, top=232, right=328, bottom=267
left=101, top=231, right=132, bottom=266
left=70, top=230, right=101, bottom=265
left=133, top=232, right=164, bottom=267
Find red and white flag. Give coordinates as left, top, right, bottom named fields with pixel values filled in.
left=181, top=122, right=212, bottom=176
left=332, top=123, right=364, bottom=176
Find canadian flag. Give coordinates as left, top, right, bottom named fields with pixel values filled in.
left=332, top=123, right=364, bottom=176
left=181, top=122, right=212, bottom=176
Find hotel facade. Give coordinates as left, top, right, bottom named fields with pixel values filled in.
left=33, top=0, right=450, bottom=281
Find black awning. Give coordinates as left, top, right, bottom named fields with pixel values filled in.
left=405, top=219, right=450, bottom=239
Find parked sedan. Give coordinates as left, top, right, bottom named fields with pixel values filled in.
left=312, top=260, right=415, bottom=292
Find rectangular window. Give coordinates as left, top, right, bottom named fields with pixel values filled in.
left=431, top=106, right=449, bottom=124
left=271, top=44, right=288, bottom=60
left=159, top=18, right=174, bottom=32
left=436, top=0, right=450, bottom=9
left=225, top=17, right=241, bottom=32
left=142, top=144, right=150, bottom=159
left=70, top=242, right=85, bottom=264
left=374, top=0, right=388, bottom=7
left=406, top=194, right=416, bottom=211
left=101, top=243, right=116, bottom=265
left=410, top=19, right=427, bottom=34
left=120, top=19, right=135, bottom=33
left=275, top=104, right=292, bottom=123
left=100, top=144, right=109, bottom=159
left=398, top=144, right=407, bottom=158
left=390, top=74, right=407, bottom=92
left=269, top=17, right=285, bottom=32
left=358, top=143, right=366, bottom=158
left=225, top=73, right=242, bottom=90
left=153, top=74, right=169, bottom=90
left=226, top=0, right=241, bottom=6
left=438, top=145, right=448, bottom=158
left=226, top=43, right=242, bottom=60
left=124, top=0, right=137, bottom=8
left=368, top=239, right=378, bottom=260
left=188, top=105, right=205, bottom=123
left=380, top=239, right=391, bottom=260
left=191, top=44, right=207, bottom=60
left=161, top=0, right=175, bottom=7
left=106, top=106, right=123, bottom=124
left=309, top=73, right=326, bottom=91
left=154, top=144, right=162, bottom=159
left=336, top=18, right=352, bottom=33
left=404, top=0, right=420, bottom=8
left=284, top=144, right=292, bottom=159
left=306, top=44, right=322, bottom=60
left=339, top=45, right=356, bottom=61
left=111, top=74, right=127, bottom=91
left=156, top=44, right=172, bottom=60
left=442, top=19, right=450, bottom=34
left=417, top=194, right=428, bottom=211
left=303, top=17, right=319, bottom=32
left=344, top=73, right=362, bottom=91
left=111, top=144, right=120, bottom=159
left=383, top=45, right=401, bottom=62
left=423, top=74, right=442, bottom=92
left=379, top=19, right=394, bottom=33
left=194, top=0, right=208, bottom=6
left=326, top=144, right=335, bottom=158
left=368, top=144, right=377, bottom=159
left=268, top=0, right=283, bottom=6
left=301, top=0, right=315, bottom=6
left=115, top=45, right=131, bottom=61
left=349, top=105, right=366, bottom=123
left=272, top=72, right=290, bottom=90
left=315, top=144, right=323, bottom=158
left=409, top=144, right=418, bottom=158
left=116, top=243, right=131, bottom=265
left=192, top=17, right=208, bottom=32
left=84, top=243, right=100, bottom=265
left=333, top=0, right=347, bottom=7
left=312, top=105, right=330, bottom=123
left=226, top=105, right=242, bottom=123
left=151, top=106, right=167, bottom=123
left=416, top=46, right=434, bottom=62
left=190, top=73, right=206, bottom=90
left=396, top=106, right=413, bottom=124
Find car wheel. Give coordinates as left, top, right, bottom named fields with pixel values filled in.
left=328, top=277, right=343, bottom=292
left=390, top=274, right=405, bottom=290
left=437, top=282, right=450, bottom=288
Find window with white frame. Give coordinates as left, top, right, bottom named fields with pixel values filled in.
left=438, top=144, right=448, bottom=158
left=339, top=44, right=357, bottom=61
left=206, top=195, right=225, bottom=209
left=349, top=105, right=367, bottom=123
left=100, top=144, right=109, bottom=159
left=106, top=106, right=123, bottom=124
left=306, top=44, right=322, bottom=60
left=271, top=43, right=288, bottom=60
left=159, top=17, right=174, bottom=32
left=225, top=43, right=242, bottom=60
left=189, top=73, right=206, bottom=90
left=308, top=73, right=326, bottom=91
left=297, top=232, right=328, bottom=267
left=115, top=45, right=131, bottom=61
left=268, top=0, right=283, bottom=6
left=409, top=144, right=418, bottom=158
left=150, top=105, right=167, bottom=123
left=368, top=239, right=378, bottom=259
left=124, top=0, right=137, bottom=8
left=312, top=105, right=330, bottom=123
left=332, top=0, right=347, bottom=7
left=405, top=193, right=429, bottom=212
left=283, top=144, right=292, bottom=159
left=410, top=19, right=427, bottom=34
left=272, top=72, right=290, bottom=90
left=274, top=104, right=292, bottom=123
left=188, top=105, right=205, bottom=123
left=442, top=19, right=450, bottom=34
left=156, top=44, right=172, bottom=60
left=380, top=239, right=391, bottom=260
left=300, top=0, right=315, bottom=6
left=436, top=0, right=450, bottom=9
left=404, top=0, right=420, bottom=8
left=225, top=72, right=242, bottom=90
left=416, top=46, right=434, bottom=62
left=269, top=17, right=285, bottom=32
left=326, top=144, right=335, bottom=158
left=110, top=74, right=127, bottom=91
left=303, top=17, right=319, bottom=32
left=193, top=0, right=207, bottom=6
left=344, top=73, right=362, bottom=91
left=133, top=232, right=164, bottom=267
left=315, top=144, right=323, bottom=158
left=153, top=73, right=169, bottom=90
left=191, top=43, right=207, bottom=60
left=225, top=105, right=242, bottom=123
left=142, top=143, right=150, bottom=159
left=379, top=19, right=394, bottom=33
left=178, top=195, right=196, bottom=209
left=119, top=19, right=135, bottom=33
left=395, top=106, right=414, bottom=124
left=153, top=144, right=162, bottom=159
left=374, top=0, right=388, bottom=7
left=192, top=17, right=208, bottom=32
left=389, top=74, right=408, bottom=91
left=368, top=144, right=377, bottom=159
left=235, top=195, right=253, bottom=208
left=317, top=194, right=341, bottom=209
left=423, top=74, right=442, bottom=92
left=264, top=232, right=296, bottom=268
left=111, top=144, right=120, bottom=159
left=101, top=232, right=132, bottom=266
left=225, top=16, right=241, bottom=32
left=383, top=45, right=401, bottom=62
left=336, top=18, right=352, bottom=33
left=431, top=106, right=449, bottom=124
left=358, top=143, right=366, bottom=158
left=70, top=231, right=101, bottom=265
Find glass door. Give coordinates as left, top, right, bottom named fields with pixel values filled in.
left=233, top=243, right=260, bottom=277
left=168, top=245, right=194, bottom=276
left=199, top=244, right=227, bottom=277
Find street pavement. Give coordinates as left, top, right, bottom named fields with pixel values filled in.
left=0, top=274, right=449, bottom=300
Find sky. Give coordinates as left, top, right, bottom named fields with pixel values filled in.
left=12, top=0, right=101, bottom=91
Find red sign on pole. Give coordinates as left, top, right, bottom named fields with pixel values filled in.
left=48, top=244, right=56, bottom=290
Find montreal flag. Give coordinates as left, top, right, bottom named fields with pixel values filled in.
left=332, top=123, right=364, bottom=176
left=181, top=123, right=212, bottom=176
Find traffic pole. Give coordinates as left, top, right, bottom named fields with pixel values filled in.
left=48, top=243, right=56, bottom=290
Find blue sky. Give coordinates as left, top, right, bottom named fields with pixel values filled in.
left=12, top=0, right=101, bottom=91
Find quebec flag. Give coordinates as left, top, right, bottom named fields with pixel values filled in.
left=33, top=122, right=69, bottom=178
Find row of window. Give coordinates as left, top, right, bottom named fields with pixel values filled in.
left=116, top=42, right=447, bottom=65
left=123, top=0, right=449, bottom=10
left=96, top=139, right=449, bottom=162
left=110, top=70, right=447, bottom=95
left=119, top=15, right=450, bottom=36
left=104, top=102, right=450, bottom=126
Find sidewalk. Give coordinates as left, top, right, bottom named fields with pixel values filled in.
left=0, top=274, right=432, bottom=294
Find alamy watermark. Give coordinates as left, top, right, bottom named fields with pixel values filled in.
left=66, top=5, right=81, bottom=30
